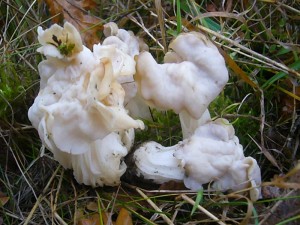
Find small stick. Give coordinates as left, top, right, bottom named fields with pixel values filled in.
left=23, top=166, right=61, bottom=225
left=180, top=194, right=226, bottom=225
left=136, top=188, right=174, bottom=225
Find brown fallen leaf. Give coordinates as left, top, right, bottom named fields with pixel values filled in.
left=116, top=208, right=133, bottom=225
left=86, top=201, right=98, bottom=212
left=260, top=165, right=300, bottom=225
left=77, top=212, right=112, bottom=225
left=0, top=192, right=9, bottom=207
left=42, top=0, right=103, bottom=49
left=78, top=0, right=97, bottom=11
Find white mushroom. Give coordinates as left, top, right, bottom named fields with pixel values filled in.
left=28, top=22, right=144, bottom=186
left=179, top=109, right=211, bottom=139
left=72, top=129, right=135, bottom=186
left=99, top=22, right=151, bottom=120
left=133, top=119, right=262, bottom=201
left=212, top=156, right=262, bottom=201
left=135, top=32, right=228, bottom=120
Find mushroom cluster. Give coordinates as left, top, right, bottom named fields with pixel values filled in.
left=133, top=32, right=261, bottom=201
left=29, top=22, right=261, bottom=200
left=28, top=22, right=144, bottom=186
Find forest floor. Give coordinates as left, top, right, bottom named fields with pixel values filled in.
left=1, top=0, right=300, bottom=224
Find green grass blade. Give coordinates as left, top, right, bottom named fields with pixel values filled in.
left=252, top=206, right=259, bottom=225
left=262, top=60, right=300, bottom=89
left=276, top=214, right=300, bottom=225
left=190, top=189, right=203, bottom=216
left=176, top=0, right=182, bottom=34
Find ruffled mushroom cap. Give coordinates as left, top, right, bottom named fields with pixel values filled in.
left=133, top=119, right=262, bottom=201
left=174, top=119, right=242, bottom=190
left=29, top=45, right=143, bottom=155
left=212, top=156, right=262, bottom=201
left=100, top=22, right=151, bottom=120
left=135, top=32, right=228, bottom=119
left=71, top=130, right=134, bottom=186
left=103, top=22, right=141, bottom=57
left=28, top=22, right=144, bottom=186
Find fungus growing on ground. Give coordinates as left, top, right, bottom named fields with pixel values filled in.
left=133, top=119, right=261, bottom=201
left=132, top=32, right=261, bottom=201
left=29, top=22, right=261, bottom=199
left=135, top=32, right=228, bottom=119
left=28, top=22, right=144, bottom=186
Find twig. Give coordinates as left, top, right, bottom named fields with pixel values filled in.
left=154, top=0, right=167, bottom=53
left=123, top=182, right=200, bottom=194
left=23, top=166, right=61, bottom=225
left=54, top=213, right=68, bottom=225
left=72, top=181, right=78, bottom=225
left=128, top=14, right=165, bottom=50
left=53, top=169, right=64, bottom=221
left=136, top=188, right=174, bottom=225
left=43, top=198, right=68, bottom=225
left=180, top=194, right=226, bottom=225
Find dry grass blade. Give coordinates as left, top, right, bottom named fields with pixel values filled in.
left=195, top=24, right=300, bottom=78
left=154, top=0, right=167, bottom=53
left=22, top=166, right=61, bottom=225
left=136, top=188, right=174, bottom=225
left=249, top=134, right=281, bottom=170
left=220, top=48, right=258, bottom=89
left=190, top=11, right=246, bottom=23
left=180, top=194, right=226, bottom=225
left=263, top=162, right=300, bottom=189
left=258, top=190, right=295, bottom=225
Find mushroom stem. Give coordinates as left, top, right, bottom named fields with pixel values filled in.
left=179, top=109, right=211, bottom=139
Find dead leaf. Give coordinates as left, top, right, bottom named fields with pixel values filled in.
left=86, top=201, right=98, bottom=212
left=44, top=0, right=64, bottom=24
left=116, top=208, right=133, bottom=225
left=79, top=0, right=97, bottom=10
left=77, top=213, right=111, bottom=225
left=206, top=3, right=217, bottom=12
left=42, top=0, right=103, bottom=49
left=0, top=192, right=9, bottom=207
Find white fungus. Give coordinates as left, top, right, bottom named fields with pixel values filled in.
left=29, top=22, right=144, bottom=186
left=133, top=32, right=261, bottom=201
left=134, top=119, right=261, bottom=201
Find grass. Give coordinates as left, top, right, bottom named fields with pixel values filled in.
left=1, top=0, right=300, bottom=224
